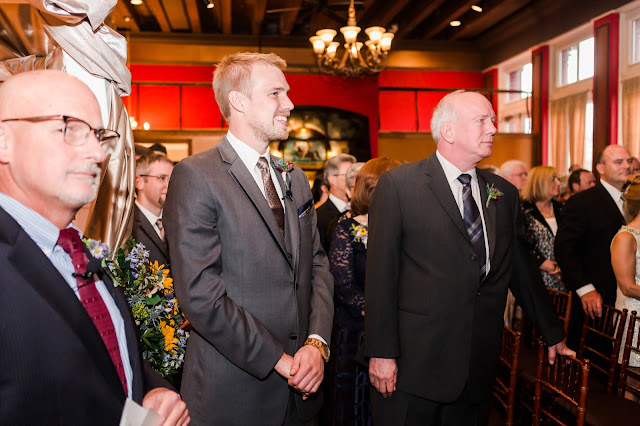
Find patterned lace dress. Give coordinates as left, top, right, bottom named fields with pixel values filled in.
left=615, top=226, right=640, bottom=366
left=326, top=217, right=371, bottom=426
left=524, top=208, right=567, bottom=291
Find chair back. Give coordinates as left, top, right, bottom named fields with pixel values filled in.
left=547, top=288, right=572, bottom=334
left=618, top=310, right=640, bottom=399
left=533, top=340, right=590, bottom=426
left=493, top=325, right=522, bottom=425
left=577, top=304, right=627, bottom=394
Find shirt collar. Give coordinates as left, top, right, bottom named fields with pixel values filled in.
left=600, top=178, right=623, bottom=202
left=135, top=200, right=161, bottom=224
left=436, top=150, right=478, bottom=185
left=0, top=192, right=74, bottom=253
left=328, top=194, right=348, bottom=213
left=226, top=130, right=271, bottom=171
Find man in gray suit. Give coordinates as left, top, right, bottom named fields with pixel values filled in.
left=164, top=52, right=334, bottom=425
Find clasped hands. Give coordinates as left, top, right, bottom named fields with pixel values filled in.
left=275, top=345, right=324, bottom=400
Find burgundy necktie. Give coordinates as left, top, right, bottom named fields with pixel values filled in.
left=57, top=228, right=128, bottom=396
left=257, top=157, right=285, bottom=235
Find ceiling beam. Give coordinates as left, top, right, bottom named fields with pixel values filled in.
left=115, top=1, right=141, bottom=32
left=360, top=0, right=408, bottom=29
left=147, top=0, right=171, bottom=32
left=184, top=0, right=201, bottom=33
left=450, top=0, right=531, bottom=41
left=394, top=0, right=445, bottom=39
left=220, top=0, right=232, bottom=34
left=251, top=0, right=267, bottom=35
left=278, top=0, right=302, bottom=36
left=420, top=0, right=478, bottom=40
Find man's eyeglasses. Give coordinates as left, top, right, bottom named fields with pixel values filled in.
left=1, top=115, right=120, bottom=153
left=139, top=174, right=171, bottom=183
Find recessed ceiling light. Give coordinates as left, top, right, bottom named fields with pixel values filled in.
left=124, top=16, right=131, bottom=22
left=450, top=20, right=461, bottom=27
left=131, top=0, right=142, bottom=5
left=207, top=2, right=214, bottom=8
left=471, top=5, right=483, bottom=12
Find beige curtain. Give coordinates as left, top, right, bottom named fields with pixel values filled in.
left=622, top=76, right=640, bottom=157
left=549, top=92, right=587, bottom=173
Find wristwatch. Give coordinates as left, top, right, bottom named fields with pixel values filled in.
left=304, top=337, right=330, bottom=362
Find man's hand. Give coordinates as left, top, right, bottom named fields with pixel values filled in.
left=142, top=388, right=189, bottom=426
left=369, top=358, right=397, bottom=398
left=540, top=260, right=560, bottom=275
left=581, top=290, right=603, bottom=319
left=547, top=340, right=576, bottom=365
left=275, top=352, right=294, bottom=379
left=289, top=345, right=324, bottom=400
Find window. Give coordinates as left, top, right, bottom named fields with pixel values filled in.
left=558, top=37, right=594, bottom=86
left=633, top=17, right=640, bottom=64
left=584, top=101, right=593, bottom=171
left=507, top=63, right=532, bottom=102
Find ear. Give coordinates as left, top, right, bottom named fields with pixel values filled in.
left=440, top=123, right=454, bottom=144
left=595, top=162, right=605, bottom=176
left=228, top=91, right=246, bottom=113
left=135, top=175, right=144, bottom=191
left=571, top=182, right=578, bottom=193
left=327, top=174, right=337, bottom=188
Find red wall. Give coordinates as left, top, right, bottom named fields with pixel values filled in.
left=126, top=64, right=484, bottom=156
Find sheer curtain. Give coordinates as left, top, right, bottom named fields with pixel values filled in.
left=549, top=92, right=588, bottom=173
left=622, top=76, right=640, bottom=157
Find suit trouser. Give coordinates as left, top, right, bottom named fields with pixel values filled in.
left=283, top=391, right=319, bottom=426
left=370, top=386, right=489, bottom=426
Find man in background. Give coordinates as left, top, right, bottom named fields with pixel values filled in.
left=568, top=168, right=596, bottom=195
left=0, top=70, right=187, bottom=424
left=499, top=159, right=528, bottom=192
left=133, top=153, right=173, bottom=267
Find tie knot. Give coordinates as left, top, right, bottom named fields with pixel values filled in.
left=457, top=173, right=472, bottom=186
left=256, top=157, right=269, bottom=171
left=57, top=227, right=84, bottom=256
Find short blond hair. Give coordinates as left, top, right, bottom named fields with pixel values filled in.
left=521, top=166, right=556, bottom=203
left=213, top=52, right=287, bottom=121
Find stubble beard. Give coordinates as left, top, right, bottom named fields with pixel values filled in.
left=58, top=164, right=101, bottom=206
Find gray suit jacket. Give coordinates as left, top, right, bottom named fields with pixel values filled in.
left=132, top=205, right=169, bottom=268
left=164, top=137, right=334, bottom=425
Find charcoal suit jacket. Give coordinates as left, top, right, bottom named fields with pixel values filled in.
left=0, top=206, right=167, bottom=425
left=132, top=205, right=170, bottom=268
left=364, top=154, right=565, bottom=404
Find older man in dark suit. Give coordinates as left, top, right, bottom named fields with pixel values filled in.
left=364, top=90, right=572, bottom=425
left=0, top=70, right=187, bottom=424
left=164, top=52, right=333, bottom=425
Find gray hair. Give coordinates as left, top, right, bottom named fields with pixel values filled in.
left=430, top=90, right=465, bottom=143
left=499, top=159, right=527, bottom=179
left=323, top=153, right=357, bottom=188
left=346, top=162, right=365, bottom=189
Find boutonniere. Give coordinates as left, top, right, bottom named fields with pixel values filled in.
left=82, top=237, right=110, bottom=270
left=350, top=223, right=368, bottom=249
left=272, top=157, right=294, bottom=200
left=485, top=183, right=504, bottom=207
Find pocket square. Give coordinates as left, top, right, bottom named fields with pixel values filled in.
left=298, top=198, right=314, bottom=217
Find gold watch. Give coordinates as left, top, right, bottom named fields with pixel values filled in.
left=304, top=337, right=329, bottom=362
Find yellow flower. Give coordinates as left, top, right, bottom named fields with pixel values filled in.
left=160, top=320, right=178, bottom=352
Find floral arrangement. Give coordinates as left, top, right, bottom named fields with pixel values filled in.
left=272, top=156, right=295, bottom=199
left=485, top=183, right=504, bottom=207
left=350, top=222, right=368, bottom=248
left=83, top=237, right=188, bottom=385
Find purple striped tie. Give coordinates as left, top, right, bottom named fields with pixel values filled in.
left=257, top=157, right=285, bottom=235
left=457, top=174, right=486, bottom=277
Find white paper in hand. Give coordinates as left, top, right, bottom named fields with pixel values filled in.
left=119, top=398, right=163, bottom=426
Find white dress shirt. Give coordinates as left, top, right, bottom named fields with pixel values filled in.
left=135, top=200, right=163, bottom=240
left=328, top=194, right=348, bottom=214
left=436, top=150, right=491, bottom=275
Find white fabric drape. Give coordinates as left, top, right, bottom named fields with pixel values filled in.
left=549, top=92, right=587, bottom=174
left=622, top=76, right=640, bottom=158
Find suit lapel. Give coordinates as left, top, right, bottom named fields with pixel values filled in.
left=477, top=170, right=497, bottom=263
left=274, top=165, right=300, bottom=271
left=218, top=139, right=292, bottom=269
left=424, top=155, right=470, bottom=243
left=596, top=183, right=625, bottom=225
left=136, top=212, right=169, bottom=259
left=5, top=220, right=124, bottom=396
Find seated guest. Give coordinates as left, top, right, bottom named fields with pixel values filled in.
left=317, top=153, right=356, bottom=252
left=133, top=153, right=174, bottom=267
left=568, top=168, right=596, bottom=195
left=499, top=159, right=528, bottom=193
left=327, top=157, right=401, bottom=426
left=521, top=166, right=566, bottom=291
left=612, top=174, right=640, bottom=383
left=0, top=70, right=188, bottom=424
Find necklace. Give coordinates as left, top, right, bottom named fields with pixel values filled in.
left=537, top=202, right=554, bottom=218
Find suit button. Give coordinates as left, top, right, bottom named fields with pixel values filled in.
left=470, top=254, right=477, bottom=261
left=476, top=291, right=480, bottom=296
left=289, top=335, right=297, bottom=340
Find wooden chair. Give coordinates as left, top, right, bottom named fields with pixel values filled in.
left=547, top=288, right=572, bottom=334
left=493, top=325, right=522, bottom=425
left=618, top=310, right=640, bottom=399
left=577, top=304, right=627, bottom=394
left=533, top=340, right=590, bottom=426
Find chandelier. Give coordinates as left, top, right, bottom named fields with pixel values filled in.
left=309, top=0, right=394, bottom=77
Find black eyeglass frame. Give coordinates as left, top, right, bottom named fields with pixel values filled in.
left=139, top=174, right=171, bottom=183
left=1, top=114, right=120, bottom=145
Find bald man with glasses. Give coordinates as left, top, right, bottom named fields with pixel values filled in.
left=0, top=70, right=188, bottom=425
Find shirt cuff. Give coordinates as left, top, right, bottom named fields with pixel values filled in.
left=307, top=334, right=327, bottom=345
left=576, top=284, right=596, bottom=297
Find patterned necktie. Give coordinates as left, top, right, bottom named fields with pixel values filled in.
left=257, top=157, right=285, bottom=235
left=156, top=218, right=165, bottom=241
left=457, top=174, right=486, bottom=277
left=57, top=228, right=128, bottom=396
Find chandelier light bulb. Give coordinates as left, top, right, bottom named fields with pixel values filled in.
left=316, top=29, right=337, bottom=43
left=365, top=26, right=385, bottom=43
left=309, top=36, right=325, bottom=54
left=326, top=42, right=339, bottom=58
left=340, top=26, right=361, bottom=45
left=379, top=32, right=394, bottom=51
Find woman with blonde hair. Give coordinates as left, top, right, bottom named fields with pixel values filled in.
left=521, top=165, right=566, bottom=290
left=326, top=157, right=401, bottom=426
